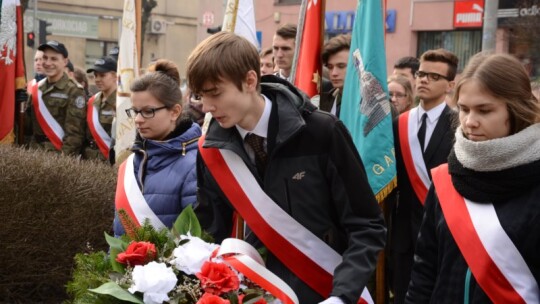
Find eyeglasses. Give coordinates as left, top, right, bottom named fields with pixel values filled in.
left=415, top=71, right=449, bottom=81
left=125, top=106, right=168, bottom=118
left=389, top=92, right=407, bottom=99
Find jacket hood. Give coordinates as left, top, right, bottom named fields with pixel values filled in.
left=260, top=74, right=316, bottom=114
left=203, top=75, right=316, bottom=152
left=132, top=120, right=202, bottom=157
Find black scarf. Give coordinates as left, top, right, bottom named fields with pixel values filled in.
left=448, top=149, right=540, bottom=203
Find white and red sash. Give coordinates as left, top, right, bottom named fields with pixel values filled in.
left=115, top=154, right=166, bottom=230
left=26, top=78, right=36, bottom=94
left=398, top=108, right=430, bottom=204
left=218, top=238, right=299, bottom=304
left=432, top=164, right=539, bottom=304
left=87, top=93, right=112, bottom=158
left=31, top=79, right=64, bottom=150
left=198, top=136, right=373, bottom=304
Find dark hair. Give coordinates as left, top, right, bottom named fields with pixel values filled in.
left=66, top=60, right=74, bottom=72
left=131, top=59, right=182, bottom=108
left=275, top=24, right=297, bottom=40
left=420, top=49, right=459, bottom=81
left=322, top=34, right=351, bottom=65
left=187, top=32, right=261, bottom=93
left=453, top=53, right=540, bottom=134
left=260, top=47, right=273, bottom=58
left=393, top=56, right=420, bottom=76
left=73, top=68, right=88, bottom=89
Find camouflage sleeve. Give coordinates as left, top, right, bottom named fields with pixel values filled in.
left=62, top=87, right=87, bottom=156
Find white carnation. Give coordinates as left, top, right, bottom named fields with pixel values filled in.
left=128, top=262, right=177, bottom=304
left=171, top=235, right=219, bottom=275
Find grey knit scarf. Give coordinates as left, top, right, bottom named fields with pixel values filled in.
left=448, top=123, right=540, bottom=203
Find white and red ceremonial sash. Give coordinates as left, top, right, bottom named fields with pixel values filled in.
left=398, top=108, right=430, bottom=204
left=115, top=154, right=166, bottom=230
left=218, top=238, right=299, bottom=304
left=87, top=93, right=112, bottom=158
left=26, top=78, right=36, bottom=94
left=31, top=79, right=64, bottom=150
left=432, top=164, right=539, bottom=304
left=198, top=136, right=373, bottom=304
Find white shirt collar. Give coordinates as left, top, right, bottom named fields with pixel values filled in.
left=418, top=101, right=446, bottom=124
left=278, top=70, right=291, bottom=82
left=236, top=94, right=272, bottom=140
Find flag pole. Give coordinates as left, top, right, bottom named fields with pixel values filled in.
left=135, top=0, right=142, bottom=68
left=289, top=0, right=307, bottom=84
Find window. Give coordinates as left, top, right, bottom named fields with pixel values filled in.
left=417, top=30, right=482, bottom=72
left=85, top=40, right=118, bottom=70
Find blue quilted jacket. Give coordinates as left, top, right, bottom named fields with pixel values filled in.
left=113, top=121, right=201, bottom=236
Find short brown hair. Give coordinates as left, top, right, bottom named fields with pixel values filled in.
left=275, top=24, right=297, bottom=40
left=420, top=49, right=459, bottom=81
left=453, top=53, right=540, bottom=134
left=186, top=31, right=261, bottom=93
left=322, top=34, right=351, bottom=65
left=131, top=59, right=182, bottom=108
left=393, top=56, right=420, bottom=76
left=260, top=47, right=273, bottom=58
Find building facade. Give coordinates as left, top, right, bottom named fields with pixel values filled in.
left=23, top=0, right=539, bottom=82
left=255, top=0, right=539, bottom=79
left=24, top=0, right=199, bottom=82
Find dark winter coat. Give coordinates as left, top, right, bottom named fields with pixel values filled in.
left=196, top=76, right=386, bottom=304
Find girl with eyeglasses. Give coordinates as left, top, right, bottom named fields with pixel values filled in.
left=113, top=59, right=201, bottom=237
left=388, top=74, right=414, bottom=114
left=406, top=53, right=540, bottom=303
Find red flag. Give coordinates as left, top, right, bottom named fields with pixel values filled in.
left=292, top=0, right=325, bottom=98
left=0, top=0, right=26, bottom=144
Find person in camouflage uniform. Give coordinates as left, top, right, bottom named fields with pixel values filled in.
left=83, top=56, right=117, bottom=161
left=25, top=41, right=86, bottom=156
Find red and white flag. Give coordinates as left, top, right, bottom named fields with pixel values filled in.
left=291, top=0, right=325, bottom=98
left=0, top=0, right=26, bottom=144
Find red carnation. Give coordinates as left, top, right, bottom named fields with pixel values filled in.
left=196, top=293, right=231, bottom=304
left=196, top=261, right=240, bottom=295
left=116, top=241, right=157, bottom=266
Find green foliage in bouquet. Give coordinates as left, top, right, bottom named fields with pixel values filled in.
left=66, top=205, right=208, bottom=304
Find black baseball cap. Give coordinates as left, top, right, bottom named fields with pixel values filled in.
left=87, top=56, right=117, bottom=73
left=38, top=40, right=68, bottom=58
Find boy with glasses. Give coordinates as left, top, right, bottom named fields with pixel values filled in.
left=390, top=48, right=459, bottom=304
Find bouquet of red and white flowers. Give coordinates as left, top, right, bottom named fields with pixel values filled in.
left=67, top=206, right=297, bottom=304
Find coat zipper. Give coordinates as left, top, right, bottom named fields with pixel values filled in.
left=182, top=137, right=200, bottom=156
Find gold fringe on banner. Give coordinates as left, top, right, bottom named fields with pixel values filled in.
left=375, top=176, right=397, bottom=204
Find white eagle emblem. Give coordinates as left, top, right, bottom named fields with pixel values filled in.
left=0, top=0, right=18, bottom=65
left=353, top=49, right=392, bottom=136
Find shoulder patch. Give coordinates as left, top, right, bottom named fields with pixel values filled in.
left=75, top=96, right=85, bottom=109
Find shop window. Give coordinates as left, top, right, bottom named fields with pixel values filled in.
left=417, top=30, right=482, bottom=72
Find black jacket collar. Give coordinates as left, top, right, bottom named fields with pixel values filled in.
left=203, top=76, right=316, bottom=156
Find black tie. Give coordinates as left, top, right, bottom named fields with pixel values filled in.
left=417, top=113, right=428, bottom=153
left=245, top=133, right=267, bottom=177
